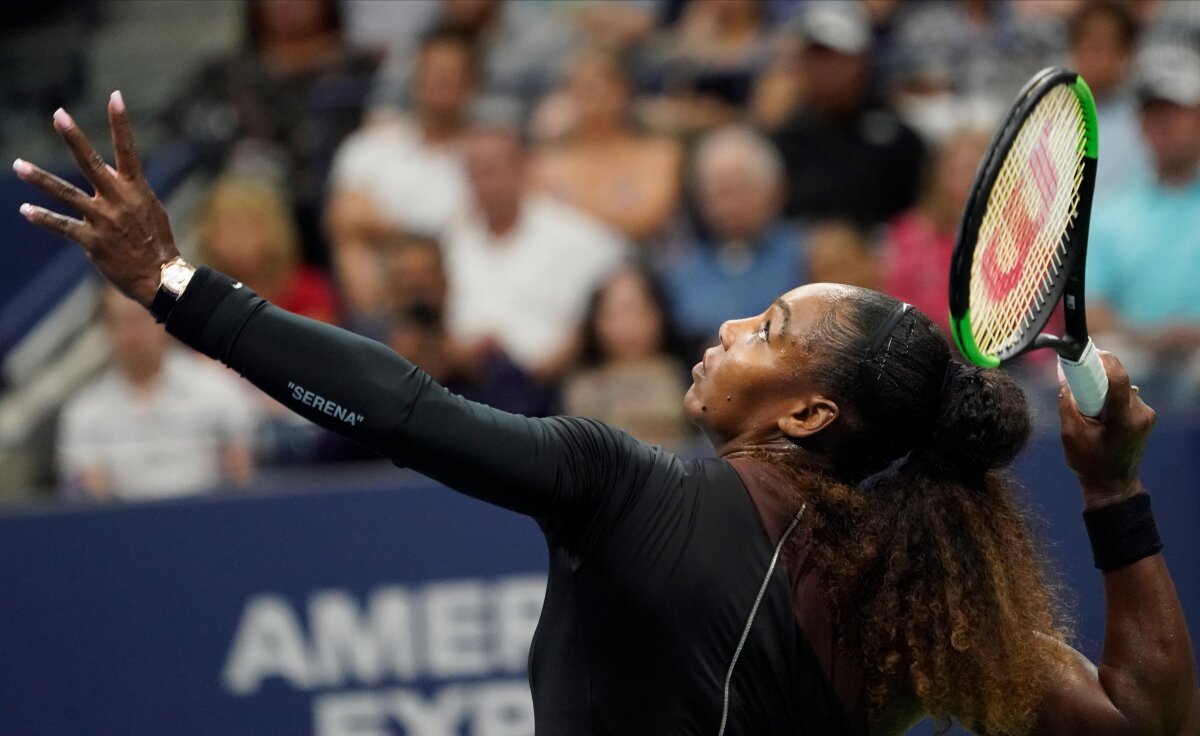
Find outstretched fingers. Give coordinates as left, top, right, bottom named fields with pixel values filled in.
left=52, top=108, right=117, bottom=198
left=19, top=203, right=89, bottom=244
left=107, top=91, right=142, bottom=180
left=12, top=159, right=101, bottom=219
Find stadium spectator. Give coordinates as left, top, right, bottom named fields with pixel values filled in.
left=380, top=233, right=555, bottom=418
left=887, top=63, right=968, bottom=146
left=569, top=0, right=659, bottom=49
left=532, top=47, right=684, bottom=243
left=164, top=0, right=376, bottom=265
left=564, top=266, right=693, bottom=447
left=771, top=2, right=926, bottom=227
left=368, top=0, right=580, bottom=116
left=748, top=27, right=806, bottom=132
left=663, top=125, right=806, bottom=347
left=1141, top=0, right=1200, bottom=49
left=754, top=0, right=904, bottom=123
left=1087, top=44, right=1200, bottom=399
left=442, top=122, right=628, bottom=383
left=57, top=287, right=257, bottom=501
left=883, top=8, right=978, bottom=146
left=886, top=0, right=1065, bottom=121
left=1068, top=0, right=1151, bottom=203
left=637, top=0, right=777, bottom=136
left=882, top=128, right=991, bottom=334
left=197, top=177, right=338, bottom=324
left=326, top=27, right=474, bottom=318
left=384, top=233, right=452, bottom=381
left=384, top=232, right=451, bottom=321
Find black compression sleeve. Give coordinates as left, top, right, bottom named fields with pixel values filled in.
left=163, top=268, right=651, bottom=525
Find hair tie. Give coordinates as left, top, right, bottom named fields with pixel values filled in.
left=940, top=360, right=976, bottom=404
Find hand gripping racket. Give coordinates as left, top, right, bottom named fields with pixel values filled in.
left=949, top=67, right=1108, bottom=416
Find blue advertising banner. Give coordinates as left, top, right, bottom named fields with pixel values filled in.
left=0, top=477, right=549, bottom=736
left=1, top=422, right=1198, bottom=736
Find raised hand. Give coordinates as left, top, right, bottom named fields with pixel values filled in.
left=13, top=91, right=179, bottom=307
left=1057, top=351, right=1156, bottom=505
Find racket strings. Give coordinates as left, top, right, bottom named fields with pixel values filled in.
left=968, top=85, right=1087, bottom=357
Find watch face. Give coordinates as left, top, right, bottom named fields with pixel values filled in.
left=162, top=263, right=195, bottom=295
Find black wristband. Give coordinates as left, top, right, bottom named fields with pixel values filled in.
left=1082, top=492, right=1163, bottom=572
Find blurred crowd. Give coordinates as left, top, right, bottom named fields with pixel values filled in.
left=47, top=0, right=1200, bottom=501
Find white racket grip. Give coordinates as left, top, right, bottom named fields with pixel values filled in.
left=1060, top=339, right=1109, bottom=417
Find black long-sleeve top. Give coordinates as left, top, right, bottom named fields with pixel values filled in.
left=165, top=268, right=863, bottom=735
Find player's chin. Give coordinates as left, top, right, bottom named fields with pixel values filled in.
left=683, top=383, right=707, bottom=422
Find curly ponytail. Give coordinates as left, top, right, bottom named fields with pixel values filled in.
left=775, top=289, right=1071, bottom=735
left=908, top=364, right=1030, bottom=483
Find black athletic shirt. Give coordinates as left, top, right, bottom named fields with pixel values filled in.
left=166, top=268, right=866, bottom=735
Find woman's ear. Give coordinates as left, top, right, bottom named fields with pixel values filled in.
left=778, top=395, right=840, bottom=440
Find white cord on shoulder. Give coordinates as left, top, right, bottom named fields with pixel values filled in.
left=717, top=503, right=806, bottom=736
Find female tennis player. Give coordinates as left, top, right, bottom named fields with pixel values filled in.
left=15, top=96, right=1198, bottom=735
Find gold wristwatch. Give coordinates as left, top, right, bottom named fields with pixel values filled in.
left=150, top=256, right=196, bottom=323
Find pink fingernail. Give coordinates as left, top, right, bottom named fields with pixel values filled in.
left=12, top=159, right=31, bottom=176
left=53, top=108, right=73, bottom=130
left=110, top=90, right=125, bottom=113
left=20, top=203, right=34, bottom=218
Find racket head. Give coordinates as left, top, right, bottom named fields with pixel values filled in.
left=949, top=68, right=1099, bottom=368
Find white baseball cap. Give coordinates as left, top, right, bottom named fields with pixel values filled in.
left=796, top=1, right=872, bottom=55
left=1135, top=45, right=1200, bottom=107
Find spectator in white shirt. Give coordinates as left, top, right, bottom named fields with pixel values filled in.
left=326, top=27, right=476, bottom=317
left=57, top=287, right=258, bottom=502
left=443, top=121, right=628, bottom=382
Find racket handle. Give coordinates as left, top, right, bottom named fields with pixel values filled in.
left=1060, top=339, right=1109, bottom=417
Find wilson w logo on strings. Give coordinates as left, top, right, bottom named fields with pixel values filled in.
left=980, top=120, right=1061, bottom=302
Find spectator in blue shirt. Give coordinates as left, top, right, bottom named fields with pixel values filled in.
left=1087, top=44, right=1200, bottom=401
left=663, top=125, right=807, bottom=348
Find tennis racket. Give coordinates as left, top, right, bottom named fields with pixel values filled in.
left=949, top=67, right=1108, bottom=416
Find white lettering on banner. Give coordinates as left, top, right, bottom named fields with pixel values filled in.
left=426, top=582, right=489, bottom=678
left=493, top=578, right=544, bottom=672
left=310, top=589, right=418, bottom=686
left=388, top=686, right=469, bottom=735
left=473, top=682, right=538, bottom=736
left=314, top=692, right=390, bottom=736
left=223, top=594, right=315, bottom=694
left=313, top=682, right=534, bottom=736
left=222, top=575, right=546, bottom=695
